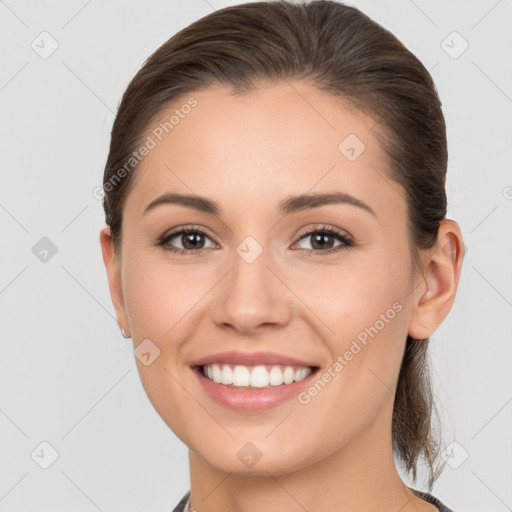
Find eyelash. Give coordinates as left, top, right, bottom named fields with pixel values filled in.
left=155, top=224, right=355, bottom=256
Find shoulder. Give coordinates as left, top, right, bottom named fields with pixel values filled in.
left=171, top=490, right=190, bottom=512
left=408, top=486, right=456, bottom=512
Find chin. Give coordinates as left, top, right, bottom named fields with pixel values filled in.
left=199, top=446, right=312, bottom=477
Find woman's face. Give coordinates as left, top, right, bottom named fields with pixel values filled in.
left=102, top=81, right=429, bottom=475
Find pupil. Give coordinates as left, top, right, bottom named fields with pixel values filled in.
left=312, top=233, right=333, bottom=250
left=183, top=233, right=204, bottom=250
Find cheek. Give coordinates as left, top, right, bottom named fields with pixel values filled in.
left=297, top=283, right=408, bottom=448
left=289, top=245, right=409, bottom=340
left=292, top=247, right=410, bottom=396
left=121, top=249, right=209, bottom=340
left=120, top=252, right=204, bottom=441
left=120, top=250, right=215, bottom=398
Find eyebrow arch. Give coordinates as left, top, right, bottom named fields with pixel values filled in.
left=142, top=191, right=376, bottom=218
left=280, top=192, right=376, bottom=217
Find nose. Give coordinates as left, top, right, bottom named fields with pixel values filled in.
left=211, top=245, right=292, bottom=334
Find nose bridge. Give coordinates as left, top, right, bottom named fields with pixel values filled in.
left=212, top=235, right=291, bottom=331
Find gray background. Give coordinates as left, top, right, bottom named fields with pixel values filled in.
left=1, top=0, right=511, bottom=510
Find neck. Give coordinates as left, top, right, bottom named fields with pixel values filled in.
left=187, top=408, right=433, bottom=512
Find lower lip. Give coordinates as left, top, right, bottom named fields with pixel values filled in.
left=192, top=366, right=319, bottom=412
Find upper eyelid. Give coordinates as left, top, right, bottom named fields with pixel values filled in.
left=163, top=224, right=213, bottom=238
left=296, top=225, right=351, bottom=240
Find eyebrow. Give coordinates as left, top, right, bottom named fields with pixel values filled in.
left=142, top=191, right=376, bottom=218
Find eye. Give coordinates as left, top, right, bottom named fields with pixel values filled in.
left=156, top=226, right=216, bottom=255
left=155, top=224, right=354, bottom=256
left=292, top=225, right=354, bottom=255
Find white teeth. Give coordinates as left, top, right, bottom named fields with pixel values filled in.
left=212, top=364, right=222, bottom=383
left=233, top=365, right=251, bottom=386
left=250, top=366, right=269, bottom=387
left=220, top=365, right=233, bottom=385
left=284, top=366, right=295, bottom=384
left=269, top=366, right=284, bottom=386
left=202, top=363, right=313, bottom=388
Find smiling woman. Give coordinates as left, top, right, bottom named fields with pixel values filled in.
left=99, top=2, right=464, bottom=512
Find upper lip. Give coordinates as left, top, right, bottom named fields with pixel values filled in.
left=190, top=351, right=319, bottom=368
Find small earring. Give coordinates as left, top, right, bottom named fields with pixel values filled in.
left=121, top=328, right=131, bottom=339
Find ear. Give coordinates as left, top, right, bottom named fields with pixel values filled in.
left=99, top=226, right=130, bottom=337
left=408, top=219, right=465, bottom=340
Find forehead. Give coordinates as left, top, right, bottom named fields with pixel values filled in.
left=124, top=81, right=405, bottom=224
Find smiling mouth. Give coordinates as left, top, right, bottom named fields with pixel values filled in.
left=194, top=363, right=320, bottom=389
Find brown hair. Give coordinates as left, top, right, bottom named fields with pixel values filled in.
left=102, top=0, right=448, bottom=490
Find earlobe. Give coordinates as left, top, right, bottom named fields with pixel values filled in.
left=407, top=219, right=465, bottom=340
left=99, top=227, right=130, bottom=335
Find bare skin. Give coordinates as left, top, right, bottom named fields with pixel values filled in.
left=100, top=81, right=464, bottom=512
